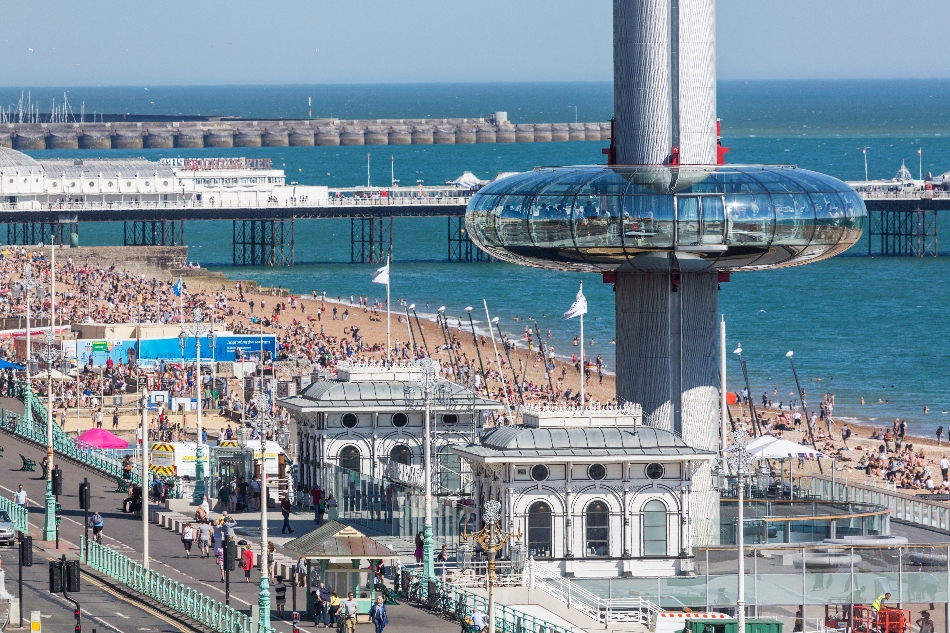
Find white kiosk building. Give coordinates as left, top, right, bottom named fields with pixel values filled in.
left=453, top=404, right=716, bottom=578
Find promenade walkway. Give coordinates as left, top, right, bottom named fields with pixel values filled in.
left=0, top=429, right=448, bottom=632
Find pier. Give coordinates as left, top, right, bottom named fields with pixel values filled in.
left=0, top=117, right=611, bottom=150
left=862, top=193, right=945, bottom=256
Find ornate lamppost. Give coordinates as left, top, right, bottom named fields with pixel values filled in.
left=402, top=358, right=449, bottom=580
left=461, top=500, right=523, bottom=633
left=179, top=307, right=212, bottom=503
left=38, top=327, right=60, bottom=541
left=726, top=430, right=754, bottom=633
left=251, top=391, right=278, bottom=633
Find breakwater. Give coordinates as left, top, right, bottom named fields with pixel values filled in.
left=0, top=118, right=611, bottom=150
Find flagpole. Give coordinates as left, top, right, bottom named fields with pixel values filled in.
left=579, top=280, right=585, bottom=410
left=919, top=148, right=922, bottom=181
left=386, top=254, right=391, bottom=365
left=864, top=148, right=868, bottom=181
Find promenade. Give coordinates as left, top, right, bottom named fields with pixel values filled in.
left=0, top=429, right=447, bottom=632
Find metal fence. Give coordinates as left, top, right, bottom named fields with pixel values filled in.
left=81, top=537, right=268, bottom=633
left=0, top=496, right=27, bottom=534
left=1, top=383, right=142, bottom=485
left=806, top=474, right=950, bottom=531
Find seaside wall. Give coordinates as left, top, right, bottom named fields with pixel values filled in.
left=0, top=119, right=613, bottom=150
left=31, top=245, right=188, bottom=277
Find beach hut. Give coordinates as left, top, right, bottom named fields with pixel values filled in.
left=283, top=520, right=398, bottom=618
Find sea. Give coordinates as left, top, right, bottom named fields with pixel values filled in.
left=8, top=80, right=950, bottom=435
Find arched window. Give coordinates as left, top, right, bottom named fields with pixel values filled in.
left=389, top=445, right=411, bottom=466
left=339, top=445, right=361, bottom=471
left=642, top=500, right=668, bottom=556
left=585, top=501, right=609, bottom=557
left=527, top=501, right=553, bottom=558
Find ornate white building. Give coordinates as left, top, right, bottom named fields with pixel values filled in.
left=453, top=405, right=716, bottom=578
left=280, top=361, right=502, bottom=493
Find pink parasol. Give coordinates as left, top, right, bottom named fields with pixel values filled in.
left=75, top=427, right=129, bottom=449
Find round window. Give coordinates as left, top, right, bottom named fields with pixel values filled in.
left=442, top=414, right=458, bottom=425
left=70, top=182, right=75, bottom=187
left=342, top=413, right=358, bottom=428
left=163, top=180, right=169, bottom=186
left=88, top=181, right=94, bottom=187
left=392, top=412, right=408, bottom=428
left=588, top=464, right=607, bottom=481
left=531, top=464, right=549, bottom=482
left=646, top=463, right=664, bottom=480
left=145, top=181, right=150, bottom=186
left=51, top=182, right=57, bottom=187
left=108, top=181, right=113, bottom=187
left=126, top=181, right=132, bottom=186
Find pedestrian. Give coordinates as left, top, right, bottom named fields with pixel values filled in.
left=218, top=482, right=231, bottom=513
left=274, top=576, right=287, bottom=619
left=215, top=545, right=225, bottom=582
left=793, top=606, right=803, bottom=633
left=112, top=408, right=119, bottom=429
left=917, top=611, right=935, bottom=633
left=314, top=582, right=331, bottom=628
left=938, top=426, right=944, bottom=447
left=90, top=510, right=105, bottom=543
left=369, top=595, right=388, bottom=633
left=181, top=522, right=194, bottom=558
left=436, top=544, right=448, bottom=576
left=328, top=590, right=341, bottom=625
left=13, top=484, right=28, bottom=508
left=296, top=556, right=307, bottom=588
left=342, top=592, right=359, bottom=632
left=414, top=532, right=423, bottom=564
left=267, top=541, right=276, bottom=580
left=941, top=456, right=949, bottom=482
left=471, top=608, right=487, bottom=632
left=197, top=519, right=212, bottom=558
left=281, top=494, right=294, bottom=534
left=241, top=545, right=254, bottom=583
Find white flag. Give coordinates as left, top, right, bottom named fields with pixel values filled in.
left=562, top=287, right=587, bottom=320
left=371, top=263, right=390, bottom=285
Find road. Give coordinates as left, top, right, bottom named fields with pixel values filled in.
left=1, top=430, right=458, bottom=633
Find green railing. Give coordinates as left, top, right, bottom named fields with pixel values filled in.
left=2, top=382, right=141, bottom=485
left=402, top=565, right=574, bottom=633
left=82, top=537, right=270, bottom=633
left=0, top=496, right=28, bottom=534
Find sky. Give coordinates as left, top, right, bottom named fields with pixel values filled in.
left=2, top=0, right=949, bottom=86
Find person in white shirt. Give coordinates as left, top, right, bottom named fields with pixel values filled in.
left=13, top=485, right=28, bottom=508
left=471, top=609, right=487, bottom=632
left=940, top=457, right=949, bottom=481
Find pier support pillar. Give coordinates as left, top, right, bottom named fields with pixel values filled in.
left=447, top=216, right=491, bottom=262
left=232, top=218, right=294, bottom=266
left=350, top=216, right=392, bottom=264
left=615, top=270, right=719, bottom=546
left=867, top=207, right=938, bottom=256
left=5, top=221, right=77, bottom=246
left=123, top=220, right=184, bottom=246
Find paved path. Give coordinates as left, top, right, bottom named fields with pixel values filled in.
left=1, top=430, right=457, bottom=633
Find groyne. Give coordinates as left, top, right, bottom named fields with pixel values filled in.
left=0, top=118, right=611, bottom=151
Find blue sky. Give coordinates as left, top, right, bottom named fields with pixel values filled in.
left=3, top=0, right=948, bottom=86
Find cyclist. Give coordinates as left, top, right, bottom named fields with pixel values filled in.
left=90, top=510, right=105, bottom=543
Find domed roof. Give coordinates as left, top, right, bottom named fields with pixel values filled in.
left=0, top=147, right=42, bottom=170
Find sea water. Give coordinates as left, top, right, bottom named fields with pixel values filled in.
left=15, top=80, right=950, bottom=434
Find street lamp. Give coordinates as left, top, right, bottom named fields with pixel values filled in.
left=207, top=330, right=218, bottom=417
left=492, top=316, right=523, bottom=407
left=402, top=358, right=446, bottom=580
left=463, top=307, right=486, bottom=394
left=460, top=500, right=522, bottom=633
left=725, top=429, right=754, bottom=633
left=252, top=391, right=278, bottom=633
left=180, top=307, right=213, bottom=503
left=733, top=344, right=761, bottom=437
left=38, top=326, right=61, bottom=542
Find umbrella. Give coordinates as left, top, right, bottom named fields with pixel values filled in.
left=750, top=438, right=822, bottom=459
left=0, top=359, right=23, bottom=370
left=76, top=427, right=129, bottom=449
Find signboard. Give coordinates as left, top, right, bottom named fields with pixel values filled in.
left=91, top=341, right=109, bottom=352
left=76, top=339, right=138, bottom=368
left=160, top=157, right=273, bottom=170
left=385, top=459, right=425, bottom=489
left=139, top=334, right=276, bottom=363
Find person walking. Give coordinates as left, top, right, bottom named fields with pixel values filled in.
left=215, top=545, right=225, bottom=582
left=13, top=484, right=28, bottom=508
left=197, top=519, right=212, bottom=558
left=241, top=545, right=255, bottom=583
left=414, top=532, right=423, bottom=564
left=369, top=595, right=388, bottom=633
left=296, top=556, right=307, bottom=588
left=281, top=494, right=295, bottom=534
left=328, top=591, right=341, bottom=626
left=342, top=592, right=359, bottom=632
left=917, top=611, right=935, bottom=633
left=181, top=522, right=194, bottom=558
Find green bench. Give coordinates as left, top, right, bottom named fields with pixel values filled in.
left=18, top=454, right=36, bottom=472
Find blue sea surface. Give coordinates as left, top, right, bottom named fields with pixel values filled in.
left=16, top=80, right=950, bottom=435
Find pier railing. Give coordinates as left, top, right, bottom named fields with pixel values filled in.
left=81, top=537, right=267, bottom=633
left=2, top=382, right=142, bottom=486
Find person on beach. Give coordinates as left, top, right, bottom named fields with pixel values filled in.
left=937, top=426, right=944, bottom=446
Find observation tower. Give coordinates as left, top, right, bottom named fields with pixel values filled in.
left=466, top=0, right=865, bottom=545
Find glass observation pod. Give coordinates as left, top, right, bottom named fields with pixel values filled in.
left=465, top=165, right=865, bottom=272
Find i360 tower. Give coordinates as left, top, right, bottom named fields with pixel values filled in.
left=466, top=0, right=864, bottom=546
